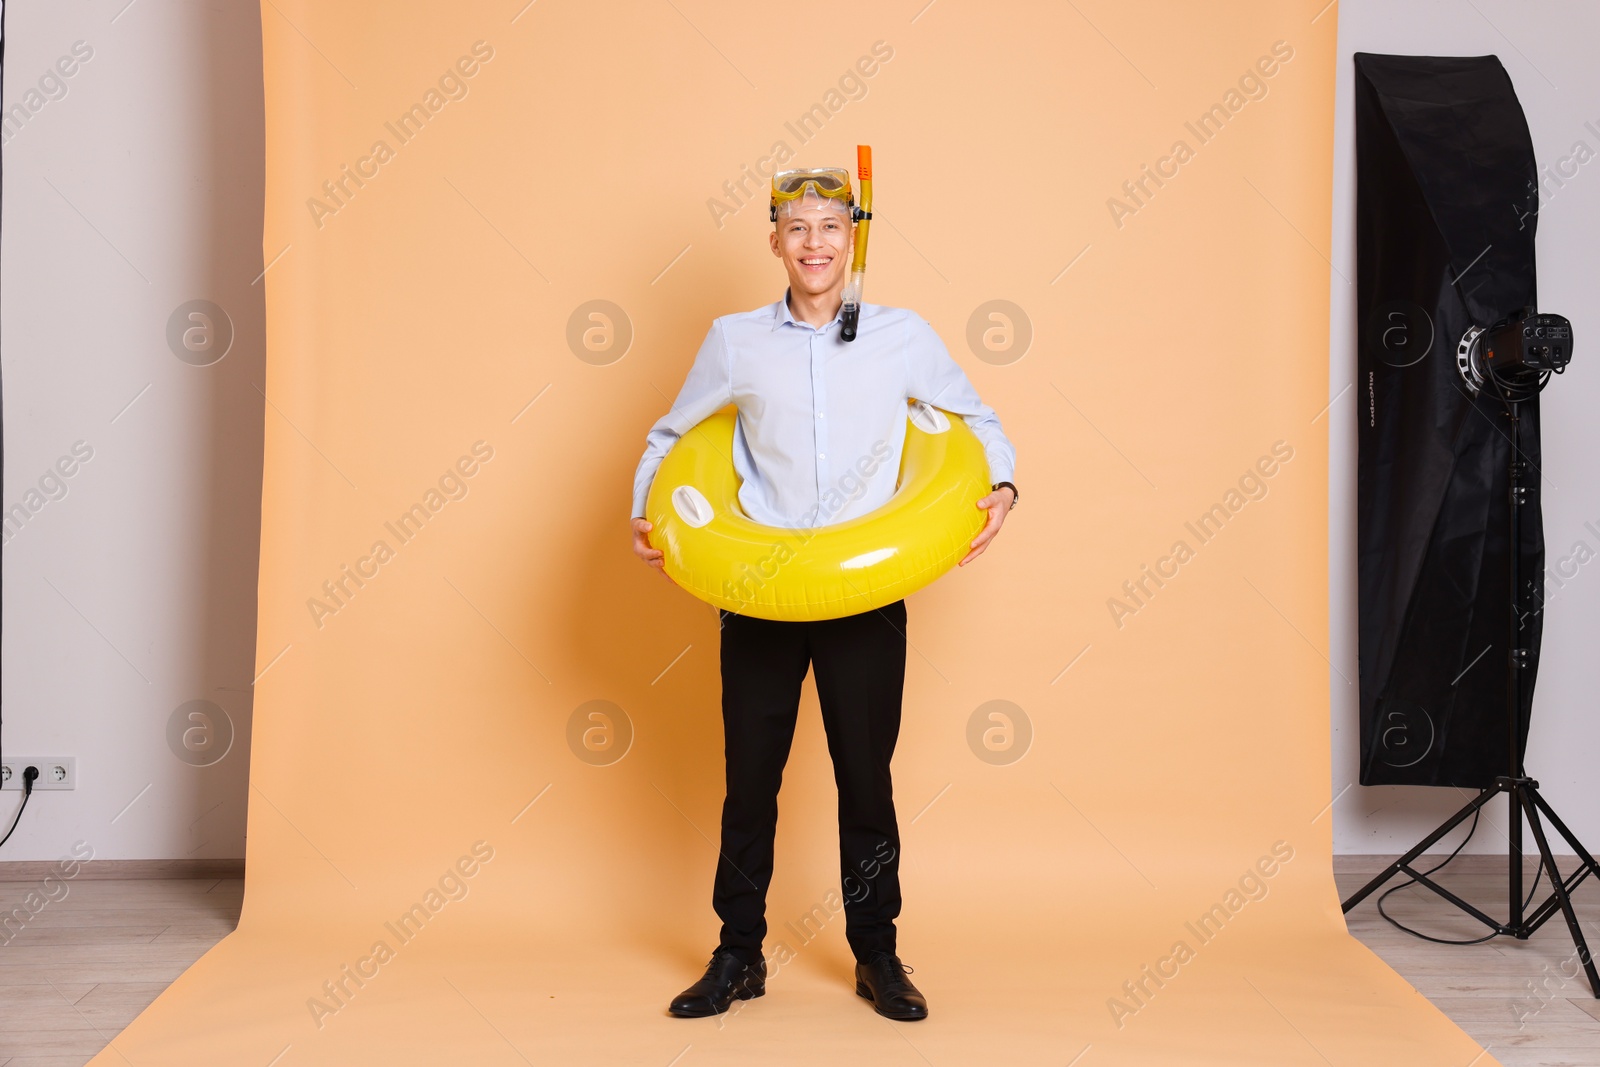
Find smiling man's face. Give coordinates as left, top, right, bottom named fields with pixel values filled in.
left=770, top=198, right=854, bottom=300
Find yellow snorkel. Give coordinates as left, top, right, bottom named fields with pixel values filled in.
left=769, top=146, right=875, bottom=342
left=840, top=144, right=873, bottom=342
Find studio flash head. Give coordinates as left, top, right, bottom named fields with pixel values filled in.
left=1456, top=307, right=1573, bottom=401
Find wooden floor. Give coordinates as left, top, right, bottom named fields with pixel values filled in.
left=0, top=857, right=1595, bottom=1065
left=1337, top=856, right=1600, bottom=1066
left=0, top=869, right=245, bottom=1067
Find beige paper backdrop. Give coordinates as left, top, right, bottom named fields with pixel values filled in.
left=91, top=1, right=1498, bottom=1062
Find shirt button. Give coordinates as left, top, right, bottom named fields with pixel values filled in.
left=818, top=452, right=826, bottom=459
left=817, top=412, right=824, bottom=419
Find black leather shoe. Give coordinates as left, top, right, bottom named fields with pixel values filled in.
left=855, top=950, right=928, bottom=1020
left=668, top=949, right=766, bottom=1017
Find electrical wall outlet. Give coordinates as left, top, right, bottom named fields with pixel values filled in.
left=1, top=757, right=77, bottom=791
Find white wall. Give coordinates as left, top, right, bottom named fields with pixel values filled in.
left=1, top=0, right=265, bottom=861
left=1, top=1, right=1594, bottom=864
left=1329, top=0, right=1600, bottom=854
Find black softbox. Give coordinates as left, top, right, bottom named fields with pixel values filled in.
left=1354, top=53, right=1544, bottom=788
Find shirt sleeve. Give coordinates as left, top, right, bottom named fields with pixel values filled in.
left=631, top=319, right=734, bottom=519
left=902, top=312, right=1016, bottom=485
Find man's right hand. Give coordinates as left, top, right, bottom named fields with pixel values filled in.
left=632, top=517, right=675, bottom=584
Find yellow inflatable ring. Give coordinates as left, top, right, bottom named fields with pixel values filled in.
left=645, top=399, right=992, bottom=621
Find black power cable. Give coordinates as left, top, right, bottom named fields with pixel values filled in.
left=0, top=766, right=39, bottom=849
left=1374, top=807, right=1547, bottom=946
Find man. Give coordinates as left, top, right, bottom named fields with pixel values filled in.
left=630, top=164, right=1018, bottom=1021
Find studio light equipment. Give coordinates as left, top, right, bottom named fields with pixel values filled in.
left=1346, top=52, right=1598, bottom=997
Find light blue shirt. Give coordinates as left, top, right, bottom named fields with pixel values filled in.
left=632, top=289, right=1016, bottom=530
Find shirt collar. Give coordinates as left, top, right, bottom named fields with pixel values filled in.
left=771, top=287, right=844, bottom=332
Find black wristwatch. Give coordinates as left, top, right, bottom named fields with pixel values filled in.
left=993, top=481, right=1018, bottom=509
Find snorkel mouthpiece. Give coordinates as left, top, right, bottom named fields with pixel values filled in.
left=840, top=144, right=872, bottom=343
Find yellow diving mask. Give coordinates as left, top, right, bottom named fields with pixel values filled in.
left=769, top=167, right=857, bottom=222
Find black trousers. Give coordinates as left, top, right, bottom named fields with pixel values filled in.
left=712, top=599, right=907, bottom=965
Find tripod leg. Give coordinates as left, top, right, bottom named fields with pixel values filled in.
left=1519, top=789, right=1600, bottom=998
left=1342, top=787, right=1500, bottom=913
left=1528, top=788, right=1600, bottom=883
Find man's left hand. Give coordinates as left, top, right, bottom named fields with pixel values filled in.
left=958, top=486, right=1014, bottom=566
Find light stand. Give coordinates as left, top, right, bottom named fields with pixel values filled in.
left=1342, top=313, right=1599, bottom=998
